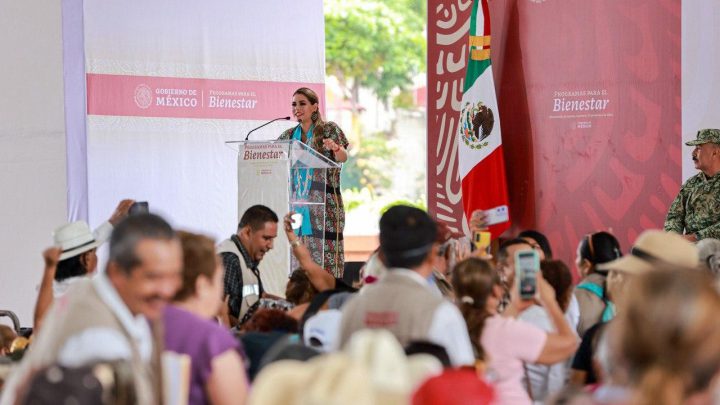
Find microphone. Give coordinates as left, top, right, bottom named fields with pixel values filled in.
left=245, top=116, right=291, bottom=141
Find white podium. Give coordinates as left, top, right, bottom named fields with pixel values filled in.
left=225, top=139, right=340, bottom=296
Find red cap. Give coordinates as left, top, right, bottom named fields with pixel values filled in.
left=412, top=368, right=494, bottom=405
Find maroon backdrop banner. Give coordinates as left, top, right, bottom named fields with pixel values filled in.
left=428, top=0, right=681, bottom=271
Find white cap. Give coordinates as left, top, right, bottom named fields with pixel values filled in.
left=303, top=309, right=342, bottom=352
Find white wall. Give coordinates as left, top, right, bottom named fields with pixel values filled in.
left=682, top=1, right=720, bottom=181
left=0, top=1, right=67, bottom=328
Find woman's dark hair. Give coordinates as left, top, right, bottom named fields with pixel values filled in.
left=293, top=87, right=325, bottom=150
left=518, top=230, right=553, bottom=259
left=285, top=269, right=318, bottom=305
left=578, top=231, right=621, bottom=273
left=451, top=257, right=499, bottom=361
left=55, top=254, right=89, bottom=282
left=241, top=309, right=298, bottom=333
left=540, top=260, right=573, bottom=312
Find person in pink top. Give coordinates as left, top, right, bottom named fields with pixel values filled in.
left=452, top=257, right=578, bottom=405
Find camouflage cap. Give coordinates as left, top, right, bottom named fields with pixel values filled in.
left=686, top=128, right=720, bottom=146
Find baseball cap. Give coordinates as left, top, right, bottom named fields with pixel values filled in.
left=412, top=368, right=495, bottom=405
left=685, top=128, right=720, bottom=146
left=303, top=309, right=341, bottom=352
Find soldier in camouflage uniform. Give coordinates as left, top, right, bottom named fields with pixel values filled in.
left=664, top=129, right=720, bottom=242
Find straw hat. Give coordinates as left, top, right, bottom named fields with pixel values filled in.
left=53, top=221, right=100, bottom=260
left=345, top=329, right=443, bottom=395
left=597, top=230, right=698, bottom=274
left=249, top=355, right=375, bottom=405
left=250, top=330, right=442, bottom=405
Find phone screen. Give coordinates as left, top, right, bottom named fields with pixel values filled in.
left=515, top=250, right=538, bottom=300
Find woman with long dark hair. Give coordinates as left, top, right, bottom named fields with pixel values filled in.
left=452, top=257, right=578, bottom=405
left=279, top=87, right=349, bottom=278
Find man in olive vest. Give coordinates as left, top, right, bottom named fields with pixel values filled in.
left=219, top=204, right=279, bottom=326
left=337, top=205, right=475, bottom=366
left=1, top=214, right=183, bottom=405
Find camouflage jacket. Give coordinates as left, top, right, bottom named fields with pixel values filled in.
left=664, top=172, right=720, bottom=239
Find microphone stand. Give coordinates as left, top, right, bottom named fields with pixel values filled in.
left=244, top=116, right=291, bottom=141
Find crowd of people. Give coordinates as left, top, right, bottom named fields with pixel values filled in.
left=1, top=130, right=720, bottom=404
left=0, top=198, right=719, bottom=405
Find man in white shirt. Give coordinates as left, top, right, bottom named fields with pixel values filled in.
left=1, top=213, right=182, bottom=405
left=337, top=205, right=475, bottom=366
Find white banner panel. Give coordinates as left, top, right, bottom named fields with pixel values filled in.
left=82, top=0, right=325, bottom=271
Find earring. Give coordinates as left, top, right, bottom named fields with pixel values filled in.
left=311, top=110, right=319, bottom=122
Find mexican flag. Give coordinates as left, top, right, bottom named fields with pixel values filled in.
left=457, top=0, right=510, bottom=239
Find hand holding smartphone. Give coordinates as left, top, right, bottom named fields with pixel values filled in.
left=472, top=231, right=492, bottom=258
left=514, top=250, right=539, bottom=300
left=484, top=205, right=509, bottom=226
left=128, top=201, right=149, bottom=215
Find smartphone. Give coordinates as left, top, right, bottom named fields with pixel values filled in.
left=129, top=201, right=149, bottom=215
left=484, top=205, right=510, bottom=226
left=515, top=250, right=539, bottom=300
left=290, top=213, right=303, bottom=230
left=473, top=230, right=491, bottom=253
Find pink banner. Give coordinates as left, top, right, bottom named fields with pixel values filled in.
left=428, top=0, right=681, bottom=270
left=86, top=74, right=324, bottom=120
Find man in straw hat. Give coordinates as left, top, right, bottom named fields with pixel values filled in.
left=665, top=128, right=720, bottom=242
left=598, top=229, right=699, bottom=274
left=33, top=199, right=136, bottom=329
left=597, top=230, right=699, bottom=310
left=566, top=230, right=700, bottom=392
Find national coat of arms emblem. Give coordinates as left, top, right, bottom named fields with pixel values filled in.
left=460, top=101, right=494, bottom=149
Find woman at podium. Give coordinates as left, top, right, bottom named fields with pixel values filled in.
left=279, top=87, right=349, bottom=277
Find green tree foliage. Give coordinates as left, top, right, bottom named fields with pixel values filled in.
left=325, top=0, right=425, bottom=107
left=340, top=131, right=396, bottom=192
